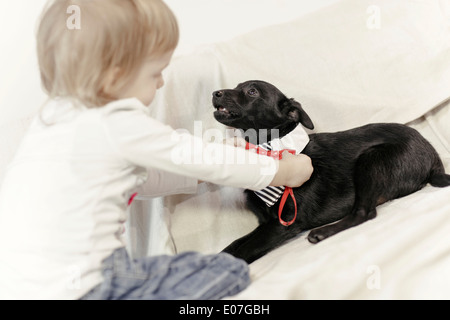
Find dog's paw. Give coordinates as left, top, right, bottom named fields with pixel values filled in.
left=307, top=228, right=331, bottom=244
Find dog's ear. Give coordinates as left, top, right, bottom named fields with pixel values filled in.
left=279, top=98, right=314, bottom=130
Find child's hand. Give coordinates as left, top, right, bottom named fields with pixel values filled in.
left=223, top=137, right=247, bottom=148
left=270, top=152, right=313, bottom=188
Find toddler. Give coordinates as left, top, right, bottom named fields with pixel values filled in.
left=0, top=0, right=313, bottom=300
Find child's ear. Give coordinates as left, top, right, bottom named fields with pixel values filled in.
left=101, top=67, right=122, bottom=98
left=279, top=98, right=314, bottom=130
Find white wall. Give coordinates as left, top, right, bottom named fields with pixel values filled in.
left=0, top=0, right=49, bottom=126
left=165, top=0, right=339, bottom=56
left=0, top=0, right=339, bottom=124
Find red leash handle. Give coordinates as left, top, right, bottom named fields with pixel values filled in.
left=278, top=187, right=297, bottom=226
left=246, top=142, right=298, bottom=226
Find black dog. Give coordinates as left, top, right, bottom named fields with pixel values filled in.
left=212, top=80, right=450, bottom=264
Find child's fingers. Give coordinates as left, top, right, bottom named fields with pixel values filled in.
left=223, top=137, right=247, bottom=148
left=281, top=150, right=295, bottom=159
left=234, top=137, right=247, bottom=148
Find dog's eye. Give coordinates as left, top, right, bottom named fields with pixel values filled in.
left=247, top=88, right=258, bottom=96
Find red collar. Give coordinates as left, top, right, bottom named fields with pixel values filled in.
left=246, top=142, right=298, bottom=226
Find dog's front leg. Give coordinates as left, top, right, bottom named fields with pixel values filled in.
left=222, top=221, right=300, bottom=264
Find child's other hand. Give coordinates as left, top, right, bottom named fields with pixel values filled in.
left=223, top=137, right=247, bottom=148
left=270, top=152, right=313, bottom=188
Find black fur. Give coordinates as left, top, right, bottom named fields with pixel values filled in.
left=212, top=80, right=450, bottom=264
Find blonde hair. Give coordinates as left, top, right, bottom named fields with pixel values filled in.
left=37, top=0, right=179, bottom=108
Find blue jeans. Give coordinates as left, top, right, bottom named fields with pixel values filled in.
left=80, top=248, right=250, bottom=300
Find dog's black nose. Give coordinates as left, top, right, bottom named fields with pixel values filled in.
left=213, top=90, right=223, bottom=98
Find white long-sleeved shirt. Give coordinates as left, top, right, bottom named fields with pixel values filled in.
left=0, top=98, right=278, bottom=300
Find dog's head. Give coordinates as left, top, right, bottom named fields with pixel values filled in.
left=212, top=80, right=314, bottom=138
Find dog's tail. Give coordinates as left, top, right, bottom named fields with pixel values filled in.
left=429, top=157, right=450, bottom=187
left=429, top=173, right=450, bottom=187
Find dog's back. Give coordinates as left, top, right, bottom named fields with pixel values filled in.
left=297, top=124, right=448, bottom=229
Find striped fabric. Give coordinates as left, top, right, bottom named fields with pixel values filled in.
left=254, top=142, right=285, bottom=206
